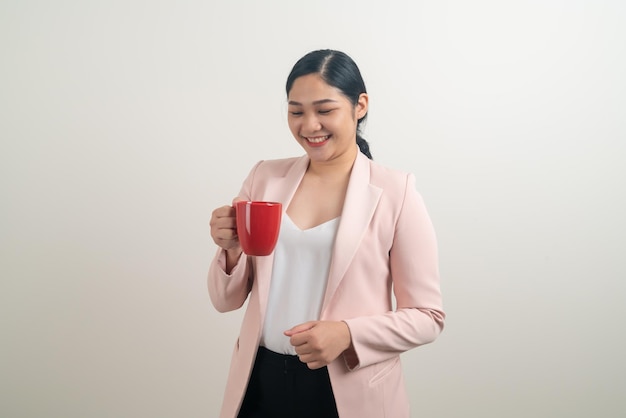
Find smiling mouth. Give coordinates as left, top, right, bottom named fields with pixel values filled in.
left=304, top=135, right=330, bottom=143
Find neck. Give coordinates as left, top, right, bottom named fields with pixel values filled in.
left=307, top=148, right=357, bottom=179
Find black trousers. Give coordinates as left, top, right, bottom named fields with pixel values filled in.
left=237, top=346, right=340, bottom=418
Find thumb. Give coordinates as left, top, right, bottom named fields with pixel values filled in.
left=284, top=321, right=317, bottom=337
left=231, top=197, right=244, bottom=206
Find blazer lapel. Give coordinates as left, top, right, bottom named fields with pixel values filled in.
left=262, top=156, right=309, bottom=205
left=322, top=152, right=382, bottom=312
left=254, top=155, right=309, bottom=320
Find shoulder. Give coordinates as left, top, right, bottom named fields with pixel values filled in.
left=363, top=157, right=429, bottom=219
left=367, top=158, right=415, bottom=194
left=363, top=158, right=433, bottom=231
left=248, top=155, right=306, bottom=178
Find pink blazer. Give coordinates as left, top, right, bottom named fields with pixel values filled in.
left=208, top=151, right=445, bottom=418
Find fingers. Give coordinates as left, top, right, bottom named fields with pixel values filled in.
left=285, top=323, right=316, bottom=365
left=295, top=346, right=330, bottom=370
left=210, top=206, right=236, bottom=236
left=297, top=356, right=325, bottom=370
left=285, top=322, right=317, bottom=351
left=284, top=321, right=317, bottom=337
left=209, top=204, right=239, bottom=250
left=286, top=321, right=352, bottom=369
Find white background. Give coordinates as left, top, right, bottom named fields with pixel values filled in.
left=1, top=1, right=625, bottom=417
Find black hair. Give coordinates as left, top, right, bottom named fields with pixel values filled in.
left=286, top=49, right=373, bottom=160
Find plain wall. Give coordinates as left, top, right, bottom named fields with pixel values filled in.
left=1, top=1, right=625, bottom=417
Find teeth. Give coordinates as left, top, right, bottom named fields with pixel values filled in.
left=306, top=135, right=329, bottom=143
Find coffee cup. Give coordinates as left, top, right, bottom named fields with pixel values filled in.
left=235, top=201, right=282, bottom=256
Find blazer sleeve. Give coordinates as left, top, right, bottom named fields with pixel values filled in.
left=207, top=161, right=263, bottom=312
left=343, top=173, right=445, bottom=369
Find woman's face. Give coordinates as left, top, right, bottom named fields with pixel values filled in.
left=287, top=74, right=368, bottom=165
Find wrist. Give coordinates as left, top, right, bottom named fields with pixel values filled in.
left=223, top=247, right=243, bottom=273
left=340, top=321, right=352, bottom=351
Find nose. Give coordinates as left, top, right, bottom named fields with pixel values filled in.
left=302, top=113, right=321, bottom=133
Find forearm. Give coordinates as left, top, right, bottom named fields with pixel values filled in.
left=343, top=306, right=445, bottom=370
left=207, top=248, right=251, bottom=312
left=224, top=248, right=243, bottom=274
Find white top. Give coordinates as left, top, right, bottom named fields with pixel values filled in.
left=260, top=214, right=340, bottom=354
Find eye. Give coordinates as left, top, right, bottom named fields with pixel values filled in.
left=289, top=111, right=303, bottom=116
left=318, top=109, right=334, bottom=115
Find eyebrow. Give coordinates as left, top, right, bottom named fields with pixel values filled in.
left=287, top=99, right=339, bottom=106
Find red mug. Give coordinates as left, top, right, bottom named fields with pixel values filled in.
left=235, top=201, right=282, bottom=256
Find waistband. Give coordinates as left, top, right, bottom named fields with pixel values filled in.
left=256, top=346, right=313, bottom=372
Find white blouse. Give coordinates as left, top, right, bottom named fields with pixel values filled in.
left=260, top=214, right=340, bottom=355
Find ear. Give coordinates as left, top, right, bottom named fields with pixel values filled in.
left=355, top=93, right=369, bottom=120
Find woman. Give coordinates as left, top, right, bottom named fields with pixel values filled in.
left=209, top=49, right=445, bottom=418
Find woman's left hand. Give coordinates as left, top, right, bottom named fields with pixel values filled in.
left=284, top=321, right=352, bottom=369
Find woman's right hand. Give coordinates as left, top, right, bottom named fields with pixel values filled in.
left=210, top=204, right=240, bottom=251
left=210, top=201, right=244, bottom=272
